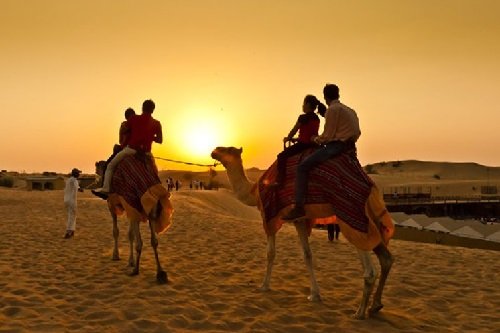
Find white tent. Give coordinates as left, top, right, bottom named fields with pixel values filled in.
left=399, top=218, right=423, bottom=230
left=390, top=212, right=410, bottom=226
left=424, top=221, right=451, bottom=233
left=409, top=214, right=435, bottom=228
left=450, top=226, right=484, bottom=239
left=485, top=230, right=500, bottom=243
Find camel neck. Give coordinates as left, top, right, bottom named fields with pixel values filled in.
left=225, top=160, right=257, bottom=206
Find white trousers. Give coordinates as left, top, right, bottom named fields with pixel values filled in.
left=65, top=203, right=76, bottom=231
left=102, top=146, right=136, bottom=192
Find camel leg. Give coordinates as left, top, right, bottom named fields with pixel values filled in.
left=149, top=219, right=168, bottom=284
left=129, top=221, right=142, bottom=276
left=294, top=221, right=321, bottom=302
left=369, top=243, right=394, bottom=314
left=111, top=211, right=120, bottom=261
left=354, top=249, right=377, bottom=320
left=127, top=220, right=135, bottom=267
left=260, top=234, right=276, bottom=291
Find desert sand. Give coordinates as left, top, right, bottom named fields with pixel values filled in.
left=1, top=185, right=499, bottom=333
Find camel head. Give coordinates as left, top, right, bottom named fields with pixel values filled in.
left=95, top=160, right=106, bottom=177
left=211, top=147, right=243, bottom=168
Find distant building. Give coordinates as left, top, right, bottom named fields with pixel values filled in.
left=25, top=176, right=65, bottom=191
left=78, top=176, right=98, bottom=189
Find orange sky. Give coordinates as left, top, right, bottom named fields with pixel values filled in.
left=1, top=0, right=499, bottom=174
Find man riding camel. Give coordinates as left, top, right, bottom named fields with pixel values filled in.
left=92, top=99, right=163, bottom=200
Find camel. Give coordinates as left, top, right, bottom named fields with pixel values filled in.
left=94, top=154, right=173, bottom=284
left=211, top=146, right=395, bottom=319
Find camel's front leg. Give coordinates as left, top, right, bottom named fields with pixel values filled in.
left=370, top=243, right=394, bottom=314
left=129, top=220, right=142, bottom=276
left=295, top=221, right=321, bottom=302
left=260, top=234, right=276, bottom=291
left=149, top=219, right=168, bottom=284
left=354, top=249, right=377, bottom=320
left=111, top=211, right=120, bottom=261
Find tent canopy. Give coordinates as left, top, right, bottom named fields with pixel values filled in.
left=450, top=226, right=484, bottom=239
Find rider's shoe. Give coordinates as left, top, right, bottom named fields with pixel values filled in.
left=91, top=188, right=109, bottom=200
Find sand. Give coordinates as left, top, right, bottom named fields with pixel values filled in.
left=1, top=187, right=499, bottom=333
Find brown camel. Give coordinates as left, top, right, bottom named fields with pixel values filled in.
left=211, top=146, right=395, bottom=319
left=95, top=154, right=173, bottom=284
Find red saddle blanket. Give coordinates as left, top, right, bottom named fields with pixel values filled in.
left=109, top=154, right=173, bottom=234
left=257, top=148, right=374, bottom=233
left=112, top=155, right=162, bottom=212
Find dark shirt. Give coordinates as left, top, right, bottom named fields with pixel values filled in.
left=297, top=113, right=320, bottom=144
left=127, top=113, right=162, bottom=152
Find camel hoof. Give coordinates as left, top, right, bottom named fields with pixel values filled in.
left=369, top=303, right=384, bottom=314
left=259, top=285, right=270, bottom=292
left=307, top=294, right=321, bottom=302
left=157, top=271, right=168, bottom=284
left=128, top=269, right=139, bottom=276
left=353, top=312, right=367, bottom=320
left=112, top=255, right=120, bottom=261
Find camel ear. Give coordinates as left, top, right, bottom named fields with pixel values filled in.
left=238, top=147, right=243, bottom=153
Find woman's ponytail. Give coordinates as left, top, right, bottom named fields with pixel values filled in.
left=317, top=102, right=326, bottom=117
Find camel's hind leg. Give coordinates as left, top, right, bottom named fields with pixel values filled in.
left=127, top=220, right=135, bottom=267
left=295, top=220, right=321, bottom=302
left=111, top=211, right=120, bottom=261
left=354, top=250, right=377, bottom=320
left=149, top=219, right=168, bottom=284
left=370, top=243, right=394, bottom=314
left=129, top=220, right=142, bottom=276
left=260, top=234, right=276, bottom=291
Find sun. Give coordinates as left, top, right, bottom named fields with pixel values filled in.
left=161, top=106, right=234, bottom=164
left=182, top=124, right=219, bottom=158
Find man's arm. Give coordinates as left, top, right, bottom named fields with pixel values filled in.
left=154, top=121, right=163, bottom=144
left=314, top=106, right=339, bottom=144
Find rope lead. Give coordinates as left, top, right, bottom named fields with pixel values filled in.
left=154, top=156, right=220, bottom=168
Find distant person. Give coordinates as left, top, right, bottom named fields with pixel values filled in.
left=93, top=99, right=162, bottom=199
left=175, top=180, right=179, bottom=191
left=327, top=224, right=341, bottom=241
left=271, top=95, right=325, bottom=188
left=63, top=168, right=82, bottom=239
left=283, top=84, right=361, bottom=220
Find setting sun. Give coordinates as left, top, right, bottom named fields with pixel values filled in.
left=159, top=106, right=236, bottom=168
left=182, top=123, right=219, bottom=158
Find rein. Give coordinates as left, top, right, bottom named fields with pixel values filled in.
left=154, top=156, right=220, bottom=168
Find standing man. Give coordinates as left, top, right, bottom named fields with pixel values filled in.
left=92, top=99, right=162, bottom=199
left=64, top=168, right=82, bottom=239
left=282, top=84, right=361, bottom=220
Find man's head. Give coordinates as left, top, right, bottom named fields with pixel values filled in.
left=142, top=99, right=156, bottom=114
left=71, top=168, right=81, bottom=178
left=323, top=84, right=340, bottom=105
left=124, top=107, right=136, bottom=120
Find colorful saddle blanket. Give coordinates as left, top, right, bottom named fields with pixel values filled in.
left=258, top=148, right=374, bottom=233
left=112, top=154, right=161, bottom=213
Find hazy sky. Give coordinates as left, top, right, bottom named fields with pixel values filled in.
left=1, top=0, right=499, bottom=173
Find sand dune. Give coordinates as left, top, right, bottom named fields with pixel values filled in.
left=0, top=187, right=499, bottom=332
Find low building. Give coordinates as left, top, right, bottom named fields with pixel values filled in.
left=25, top=177, right=65, bottom=191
